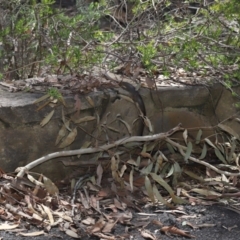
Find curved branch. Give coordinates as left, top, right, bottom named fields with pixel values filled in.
left=16, top=125, right=183, bottom=178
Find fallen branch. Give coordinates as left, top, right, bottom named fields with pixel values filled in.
left=166, top=138, right=240, bottom=177
left=16, top=125, right=182, bottom=178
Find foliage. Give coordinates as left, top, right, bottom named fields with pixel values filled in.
left=0, top=0, right=239, bottom=85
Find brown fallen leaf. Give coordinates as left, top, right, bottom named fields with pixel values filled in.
left=40, top=110, right=55, bottom=127
left=93, top=232, right=115, bottom=240
left=55, top=121, right=69, bottom=145
left=65, top=229, right=79, bottom=238
left=0, top=223, right=19, bottom=230
left=18, top=231, right=46, bottom=237
left=58, top=128, right=77, bottom=148
left=102, top=220, right=117, bottom=233
left=96, top=164, right=103, bottom=186
left=90, top=217, right=106, bottom=234
left=74, top=94, right=81, bottom=118
left=152, top=219, right=163, bottom=227
left=161, top=226, right=195, bottom=238
left=140, top=229, right=156, bottom=240
left=43, top=176, right=59, bottom=195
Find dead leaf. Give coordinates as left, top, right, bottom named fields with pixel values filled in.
left=34, top=94, right=50, bottom=104
left=58, top=128, right=77, bottom=148
left=141, top=229, right=156, bottom=240
left=18, top=231, right=46, bottom=237
left=55, top=121, right=69, bottom=145
left=96, top=164, right=103, bottom=186
left=40, top=110, right=55, bottom=127
left=91, top=217, right=106, bottom=233
left=82, top=217, right=95, bottom=225
left=145, top=76, right=155, bottom=88
left=73, top=116, right=96, bottom=124
left=218, top=123, right=239, bottom=139
left=183, top=129, right=188, bottom=145
left=118, top=118, right=132, bottom=135
left=86, top=96, right=95, bottom=107
left=65, top=229, right=79, bottom=238
left=0, top=223, right=19, bottom=230
left=43, top=176, right=59, bottom=195
left=161, top=226, right=195, bottom=238
left=129, top=168, right=134, bottom=192
left=93, top=232, right=115, bottom=240
left=41, top=204, right=54, bottom=225
left=102, top=221, right=116, bottom=233
left=144, top=116, right=153, bottom=133
left=191, top=188, right=221, bottom=197
left=74, top=94, right=81, bottom=118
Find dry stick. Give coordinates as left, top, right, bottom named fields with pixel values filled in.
left=166, top=138, right=240, bottom=177
left=16, top=125, right=182, bottom=178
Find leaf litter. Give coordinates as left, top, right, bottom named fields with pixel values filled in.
left=2, top=94, right=240, bottom=239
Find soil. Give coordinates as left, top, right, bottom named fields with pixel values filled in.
left=0, top=204, right=239, bottom=240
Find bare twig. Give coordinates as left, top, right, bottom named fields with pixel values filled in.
left=15, top=125, right=182, bottom=178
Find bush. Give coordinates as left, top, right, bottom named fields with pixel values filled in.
left=0, top=0, right=239, bottom=84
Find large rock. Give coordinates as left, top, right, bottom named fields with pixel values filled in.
left=0, top=82, right=238, bottom=180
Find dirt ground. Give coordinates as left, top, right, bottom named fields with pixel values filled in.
left=0, top=204, right=239, bottom=240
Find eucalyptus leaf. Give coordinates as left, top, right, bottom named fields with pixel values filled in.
left=204, top=138, right=216, bottom=149
left=107, top=126, right=120, bottom=133
left=227, top=139, right=236, bottom=163
left=214, top=148, right=227, bottom=164
left=183, top=129, right=188, bottom=145
left=141, top=162, right=153, bottom=175
left=73, top=116, right=96, bottom=124
left=199, top=143, right=207, bottom=160
left=184, top=142, right=192, bottom=162
left=129, top=168, right=134, bottom=192
left=40, top=110, right=55, bottom=127
left=118, top=118, right=132, bottom=135
left=218, top=123, right=239, bottom=139
left=166, top=165, right=174, bottom=178
left=145, top=176, right=155, bottom=203
left=144, top=116, right=154, bottom=133
left=34, top=93, right=50, bottom=104
left=152, top=184, right=172, bottom=207
left=166, top=142, right=175, bottom=154
left=191, top=188, right=221, bottom=197
left=55, top=121, right=69, bottom=145
left=58, top=128, right=77, bottom=148
left=150, top=173, right=186, bottom=204
left=195, top=129, right=202, bottom=144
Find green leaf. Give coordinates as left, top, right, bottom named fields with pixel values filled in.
left=227, top=139, right=236, bottom=163
left=166, top=143, right=175, bottom=154
left=166, top=165, right=174, bottom=178
left=214, top=148, right=227, bottom=164
left=184, top=142, right=192, bottom=163
left=204, top=138, right=216, bottom=149
left=195, top=129, right=202, bottom=144
left=152, top=184, right=174, bottom=208
left=145, top=176, right=155, bottom=203
left=150, top=173, right=187, bottom=204
left=199, top=143, right=207, bottom=160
